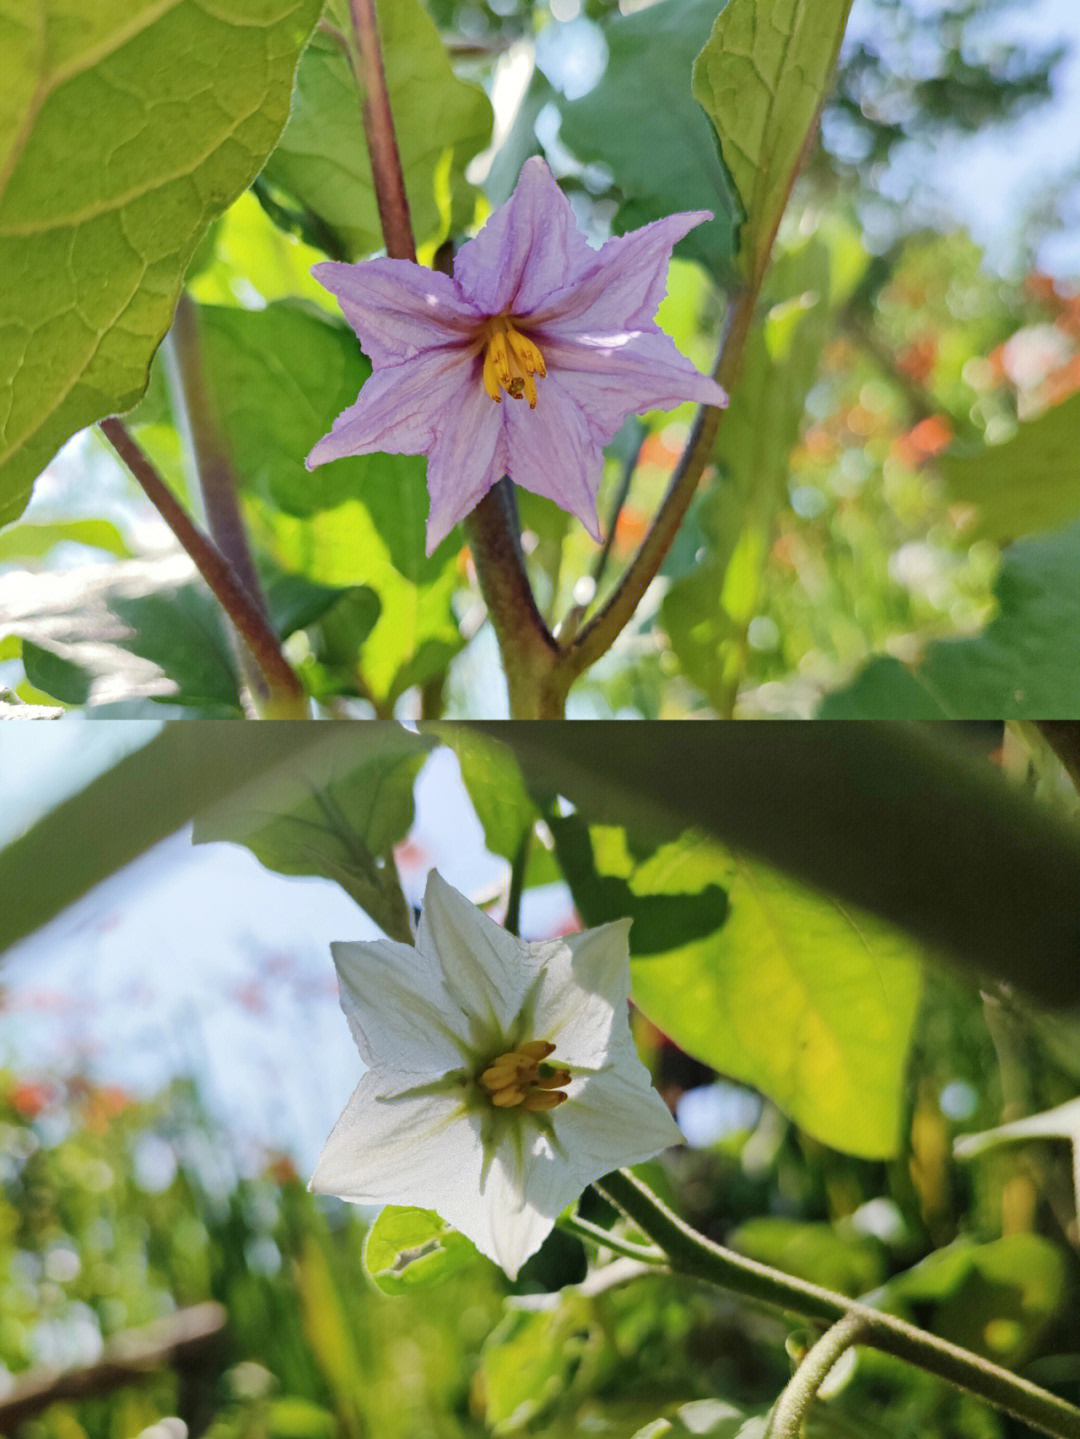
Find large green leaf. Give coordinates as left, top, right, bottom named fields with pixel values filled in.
left=938, top=390, right=1080, bottom=544
left=0, top=0, right=324, bottom=527
left=819, top=519, right=1080, bottom=718
left=558, top=0, right=740, bottom=282
left=0, top=726, right=332, bottom=956
left=264, top=0, right=492, bottom=260
left=550, top=818, right=921, bottom=1158
left=456, top=722, right=1080, bottom=1011
left=692, top=0, right=854, bottom=282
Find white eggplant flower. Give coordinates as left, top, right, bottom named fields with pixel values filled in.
left=310, top=869, right=683, bottom=1279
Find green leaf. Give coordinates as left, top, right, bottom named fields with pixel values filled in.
left=193, top=725, right=436, bottom=935
left=165, top=299, right=378, bottom=518
left=880, top=1236, right=1069, bottom=1366
left=558, top=0, right=740, bottom=282
left=480, top=1300, right=589, bottom=1431
left=0, top=726, right=337, bottom=955
left=431, top=726, right=561, bottom=885
left=549, top=817, right=921, bottom=1158
left=265, top=0, right=493, bottom=260
left=0, top=518, right=131, bottom=562
left=363, top=1206, right=480, bottom=1296
left=819, top=520, right=1080, bottom=718
left=0, top=554, right=241, bottom=712
left=257, top=495, right=464, bottom=705
left=938, top=390, right=1080, bottom=543
left=692, top=0, right=854, bottom=282
left=455, top=722, right=1080, bottom=1011
left=0, top=0, right=324, bottom=526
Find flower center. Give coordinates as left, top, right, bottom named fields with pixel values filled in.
left=480, top=317, right=547, bottom=410
left=479, top=1040, right=570, bottom=1113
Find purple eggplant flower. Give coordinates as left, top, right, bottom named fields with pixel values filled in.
left=307, top=158, right=728, bottom=555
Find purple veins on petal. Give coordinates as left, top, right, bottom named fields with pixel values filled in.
left=306, top=157, right=727, bottom=553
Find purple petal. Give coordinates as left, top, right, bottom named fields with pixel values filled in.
left=524, top=210, right=713, bottom=334
left=503, top=376, right=605, bottom=541
left=537, top=329, right=726, bottom=446
left=424, top=384, right=506, bottom=554
left=453, top=157, right=597, bottom=318
left=306, top=344, right=476, bottom=467
left=313, top=258, right=483, bottom=366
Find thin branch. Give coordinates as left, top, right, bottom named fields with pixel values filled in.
left=504, top=825, right=531, bottom=936
left=99, top=418, right=307, bottom=709
left=560, top=285, right=754, bottom=678
left=346, top=0, right=416, bottom=262
left=766, top=1313, right=868, bottom=1439
left=595, top=1169, right=1080, bottom=1439
left=0, top=1303, right=227, bottom=1431
left=590, top=419, right=647, bottom=594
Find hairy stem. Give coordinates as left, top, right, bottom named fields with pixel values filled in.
left=766, top=1314, right=867, bottom=1439
left=99, top=419, right=307, bottom=712
left=346, top=0, right=416, bottom=262
left=593, top=1170, right=1080, bottom=1439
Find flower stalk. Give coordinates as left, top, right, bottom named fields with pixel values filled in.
left=345, top=0, right=416, bottom=262
left=98, top=418, right=307, bottom=715
left=593, top=1169, right=1080, bottom=1439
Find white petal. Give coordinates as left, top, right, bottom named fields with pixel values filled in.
left=330, top=937, right=468, bottom=1070
left=310, top=1070, right=478, bottom=1204
left=558, top=1064, right=684, bottom=1182
left=526, top=920, right=633, bottom=1065
left=418, top=871, right=531, bottom=1037
left=439, top=1135, right=573, bottom=1280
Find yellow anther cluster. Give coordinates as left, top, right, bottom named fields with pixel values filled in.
left=481, top=318, right=547, bottom=410
left=479, top=1039, right=571, bottom=1113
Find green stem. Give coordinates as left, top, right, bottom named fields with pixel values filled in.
left=593, top=1170, right=1080, bottom=1439
left=556, top=1212, right=667, bottom=1266
left=464, top=482, right=564, bottom=718
left=766, top=1314, right=867, bottom=1439
left=98, top=419, right=307, bottom=714
left=503, top=826, right=531, bottom=937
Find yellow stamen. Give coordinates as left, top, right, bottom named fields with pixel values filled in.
left=491, top=1086, right=526, bottom=1107
left=477, top=1039, right=569, bottom=1111
left=480, top=317, right=546, bottom=410
left=523, top=1091, right=567, bottom=1112
left=517, top=1041, right=556, bottom=1060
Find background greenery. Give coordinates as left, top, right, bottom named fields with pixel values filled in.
left=2, top=0, right=1078, bottom=716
